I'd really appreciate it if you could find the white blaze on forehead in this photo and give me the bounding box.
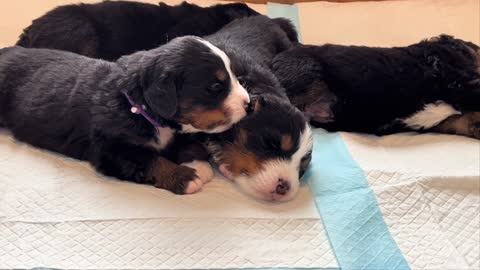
[401,101,460,130]
[196,38,250,104]
[180,39,249,134]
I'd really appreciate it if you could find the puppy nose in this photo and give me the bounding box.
[275,179,290,195]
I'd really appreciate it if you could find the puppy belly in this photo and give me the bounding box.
[401,101,461,130]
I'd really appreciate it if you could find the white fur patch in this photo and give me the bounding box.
[186,39,249,133]
[401,101,460,130]
[233,124,313,202]
[146,127,175,151]
[181,160,215,194]
[182,160,214,184]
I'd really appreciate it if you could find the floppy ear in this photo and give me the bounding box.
[143,74,178,119]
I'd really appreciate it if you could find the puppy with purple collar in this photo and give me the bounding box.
[0,36,249,194]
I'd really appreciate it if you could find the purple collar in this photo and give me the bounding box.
[123,92,163,127]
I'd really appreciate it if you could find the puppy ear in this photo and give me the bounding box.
[143,74,178,119]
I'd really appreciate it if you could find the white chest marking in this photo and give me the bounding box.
[147,127,175,151]
[401,101,461,130]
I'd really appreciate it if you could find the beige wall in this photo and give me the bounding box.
[298,0,480,46]
[0,0,478,48]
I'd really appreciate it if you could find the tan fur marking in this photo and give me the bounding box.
[182,106,230,130]
[218,142,264,177]
[216,70,227,81]
[281,135,293,152]
[432,112,480,139]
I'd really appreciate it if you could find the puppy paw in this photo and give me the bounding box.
[152,164,199,194]
[184,177,204,194]
[182,160,214,184]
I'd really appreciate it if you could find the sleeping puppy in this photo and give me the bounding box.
[204,16,313,202]
[273,35,480,139]
[0,36,249,194]
[16,1,259,61]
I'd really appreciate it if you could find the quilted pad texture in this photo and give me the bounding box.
[343,132,480,269]
[0,130,338,269]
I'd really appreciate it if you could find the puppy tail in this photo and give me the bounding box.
[273,18,299,43]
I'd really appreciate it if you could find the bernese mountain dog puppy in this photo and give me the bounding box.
[273,35,480,139]
[16,1,259,61]
[0,36,249,194]
[204,16,313,202]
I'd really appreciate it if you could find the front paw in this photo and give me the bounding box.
[153,165,201,195]
[182,161,214,184]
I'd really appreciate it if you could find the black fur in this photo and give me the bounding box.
[273,35,480,137]
[16,0,259,60]
[206,16,297,98]
[202,16,312,201]
[0,36,241,193]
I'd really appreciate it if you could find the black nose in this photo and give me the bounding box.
[275,179,290,195]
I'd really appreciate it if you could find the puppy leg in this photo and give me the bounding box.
[173,138,214,185]
[148,156,205,194]
[431,112,480,139]
[90,140,202,194]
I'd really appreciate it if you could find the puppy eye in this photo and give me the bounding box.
[238,77,248,87]
[208,82,224,93]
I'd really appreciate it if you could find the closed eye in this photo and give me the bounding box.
[208,81,225,94]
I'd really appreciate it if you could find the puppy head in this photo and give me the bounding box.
[207,95,313,202]
[273,48,337,124]
[123,36,249,133]
[424,35,480,75]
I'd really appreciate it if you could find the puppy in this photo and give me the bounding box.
[204,16,313,202]
[0,36,249,194]
[273,35,480,139]
[16,1,259,60]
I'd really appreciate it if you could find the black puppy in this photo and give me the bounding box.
[203,16,313,202]
[0,36,249,194]
[16,1,259,60]
[273,35,480,139]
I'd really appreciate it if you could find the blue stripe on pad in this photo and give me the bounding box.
[267,2,303,42]
[305,130,410,270]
